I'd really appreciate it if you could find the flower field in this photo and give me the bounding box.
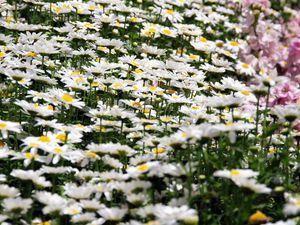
[0,0,300,224]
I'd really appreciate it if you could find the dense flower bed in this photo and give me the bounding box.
[0,0,300,224]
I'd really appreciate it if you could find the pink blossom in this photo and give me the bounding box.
[272,82,300,105]
[286,39,300,77]
[288,40,300,64]
[243,0,270,9]
[285,18,300,40]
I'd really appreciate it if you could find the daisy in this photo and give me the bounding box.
[0,184,20,198]
[283,194,300,216]
[271,104,300,122]
[236,61,256,76]
[98,207,128,221]
[161,8,183,23]
[160,27,178,38]
[15,100,57,117]
[2,197,33,214]
[50,89,85,109]
[10,169,52,188]
[0,120,21,138]
[200,63,226,73]
[225,40,242,52]
[44,144,70,165]
[34,191,68,214]
[12,148,45,167]
[213,169,259,180]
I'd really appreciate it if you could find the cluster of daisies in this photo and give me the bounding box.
[0,0,300,224]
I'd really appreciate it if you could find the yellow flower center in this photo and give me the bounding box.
[225,122,234,127]
[132,101,142,108]
[230,41,239,46]
[19,79,27,84]
[230,170,240,176]
[135,69,143,74]
[199,37,207,42]
[133,85,139,91]
[25,52,37,57]
[0,123,7,129]
[76,124,85,128]
[25,152,33,159]
[47,105,54,111]
[71,71,80,76]
[163,29,172,35]
[56,133,67,142]
[54,148,62,154]
[97,46,108,52]
[216,42,223,48]
[113,83,124,89]
[25,152,39,160]
[242,63,250,69]
[166,9,174,15]
[241,90,250,96]
[249,211,268,223]
[148,27,157,33]
[153,148,166,154]
[161,116,172,122]
[137,163,150,172]
[39,136,51,143]
[62,94,73,103]
[189,54,198,59]
[71,209,79,214]
[260,68,265,75]
[142,108,151,113]
[84,22,93,28]
[96,126,106,132]
[149,86,157,91]
[86,151,97,158]
[0,52,6,57]
[145,124,153,129]
[131,17,138,22]
[143,31,152,37]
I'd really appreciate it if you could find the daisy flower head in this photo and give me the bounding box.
[0,120,22,138]
[236,61,256,76]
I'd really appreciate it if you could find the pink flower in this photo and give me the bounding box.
[285,19,300,40]
[286,40,300,77]
[243,0,270,9]
[272,82,300,105]
[288,40,300,64]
